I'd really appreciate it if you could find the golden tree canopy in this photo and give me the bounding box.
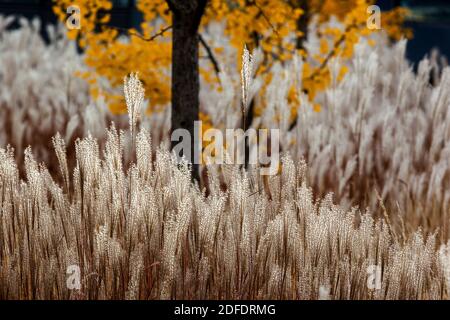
[53,0,409,114]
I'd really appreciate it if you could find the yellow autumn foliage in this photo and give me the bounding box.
[52,0,410,115]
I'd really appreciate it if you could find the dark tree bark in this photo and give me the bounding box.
[166,0,208,182]
[294,0,310,50]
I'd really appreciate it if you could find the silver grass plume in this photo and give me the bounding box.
[241,45,253,130]
[124,73,144,146]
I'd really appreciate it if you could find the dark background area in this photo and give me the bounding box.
[379,0,450,63]
[0,0,143,36]
[0,0,449,64]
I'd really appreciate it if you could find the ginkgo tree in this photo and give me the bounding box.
[52,0,409,179]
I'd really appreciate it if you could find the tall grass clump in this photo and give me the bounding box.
[4,17,450,238]
[0,16,171,171]
[0,74,448,300]
[200,21,450,240]
[0,17,93,164]
[289,36,450,239]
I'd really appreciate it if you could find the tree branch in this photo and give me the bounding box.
[251,0,280,38]
[106,25,173,42]
[305,24,357,81]
[198,33,221,82]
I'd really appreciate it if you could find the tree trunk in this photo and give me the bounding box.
[167,0,207,182]
[295,0,310,50]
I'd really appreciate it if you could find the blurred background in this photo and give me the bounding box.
[380,0,450,63]
[0,0,449,63]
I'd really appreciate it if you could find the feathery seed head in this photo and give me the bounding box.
[124,73,145,139]
[241,45,254,114]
